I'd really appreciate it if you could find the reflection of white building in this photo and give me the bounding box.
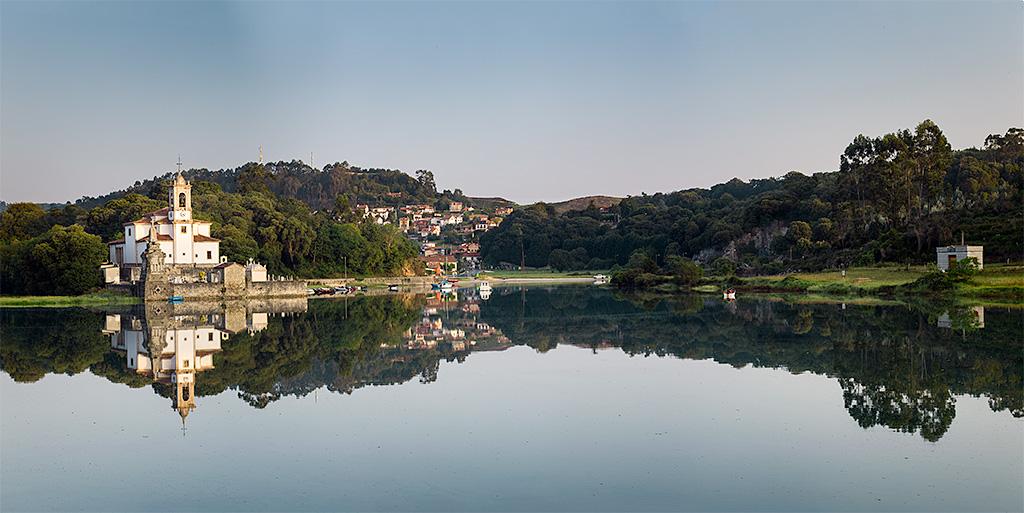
[937,306,985,329]
[107,315,228,423]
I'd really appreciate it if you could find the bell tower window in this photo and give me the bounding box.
[178,193,186,208]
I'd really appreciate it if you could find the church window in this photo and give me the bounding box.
[207,250,212,259]
[178,192,186,208]
[183,359,190,368]
[128,228,132,236]
[208,332,214,341]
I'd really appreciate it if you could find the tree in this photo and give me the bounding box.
[2,225,107,295]
[712,257,736,277]
[548,249,573,271]
[0,203,48,241]
[788,221,812,242]
[665,255,702,286]
[415,170,436,193]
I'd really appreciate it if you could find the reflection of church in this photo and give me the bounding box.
[103,299,307,427]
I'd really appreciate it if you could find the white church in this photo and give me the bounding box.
[107,173,220,266]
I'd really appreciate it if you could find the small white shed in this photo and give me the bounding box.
[935,245,983,271]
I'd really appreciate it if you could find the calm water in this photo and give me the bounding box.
[1,287,1021,512]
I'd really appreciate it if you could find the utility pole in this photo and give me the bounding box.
[258,145,264,165]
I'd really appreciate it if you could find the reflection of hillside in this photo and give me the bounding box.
[1,288,1020,442]
[477,289,1023,441]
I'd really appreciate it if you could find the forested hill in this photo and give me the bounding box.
[481,122,1022,272]
[71,160,514,212]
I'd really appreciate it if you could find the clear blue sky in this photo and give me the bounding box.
[2,1,1021,204]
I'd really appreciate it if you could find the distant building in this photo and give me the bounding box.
[449,201,463,213]
[423,254,458,275]
[495,206,514,216]
[936,245,983,271]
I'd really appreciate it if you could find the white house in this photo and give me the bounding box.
[936,245,984,271]
[108,174,220,266]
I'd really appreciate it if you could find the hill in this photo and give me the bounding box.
[480,122,1022,273]
[68,161,462,212]
[546,195,622,214]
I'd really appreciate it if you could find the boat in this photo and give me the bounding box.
[431,280,453,291]
[388,284,400,292]
[314,287,334,295]
[168,295,184,303]
[477,281,492,291]
[723,289,736,301]
[334,285,351,294]
[593,274,608,281]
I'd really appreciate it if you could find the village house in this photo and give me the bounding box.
[495,206,514,216]
[449,201,463,213]
[423,254,458,275]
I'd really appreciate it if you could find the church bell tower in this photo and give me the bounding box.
[169,173,192,222]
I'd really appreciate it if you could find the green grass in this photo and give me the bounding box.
[719,263,1023,302]
[750,265,930,290]
[482,269,607,279]
[0,291,140,307]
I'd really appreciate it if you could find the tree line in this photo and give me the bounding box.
[481,122,1022,274]
[0,163,422,295]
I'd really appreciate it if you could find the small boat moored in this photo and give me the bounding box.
[477,281,492,292]
[388,284,400,292]
[723,289,736,301]
[168,295,184,303]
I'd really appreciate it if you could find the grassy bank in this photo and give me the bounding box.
[0,291,140,307]
[481,269,607,279]
[715,264,1024,302]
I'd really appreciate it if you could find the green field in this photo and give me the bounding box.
[481,269,606,279]
[0,291,140,307]
[747,265,929,290]
[728,263,1023,301]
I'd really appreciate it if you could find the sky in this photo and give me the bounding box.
[1,1,1021,204]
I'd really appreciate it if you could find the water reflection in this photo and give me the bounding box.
[1,288,1020,442]
[100,299,307,428]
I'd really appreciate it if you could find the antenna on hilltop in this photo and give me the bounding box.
[310,152,314,169]
[258,145,264,165]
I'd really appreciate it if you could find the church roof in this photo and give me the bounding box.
[136,234,173,242]
[193,234,220,242]
[124,207,170,226]
[107,238,125,245]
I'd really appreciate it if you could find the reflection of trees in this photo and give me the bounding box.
[3,289,1020,443]
[841,380,955,442]
[0,308,109,382]
[478,290,1022,441]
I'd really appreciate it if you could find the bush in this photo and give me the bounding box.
[666,255,703,286]
[948,257,980,280]
[712,257,736,277]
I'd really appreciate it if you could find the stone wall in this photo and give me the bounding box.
[135,240,307,302]
[163,279,307,301]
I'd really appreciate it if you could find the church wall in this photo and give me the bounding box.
[193,241,219,264]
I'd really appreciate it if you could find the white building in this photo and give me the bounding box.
[108,174,220,266]
[936,245,983,271]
